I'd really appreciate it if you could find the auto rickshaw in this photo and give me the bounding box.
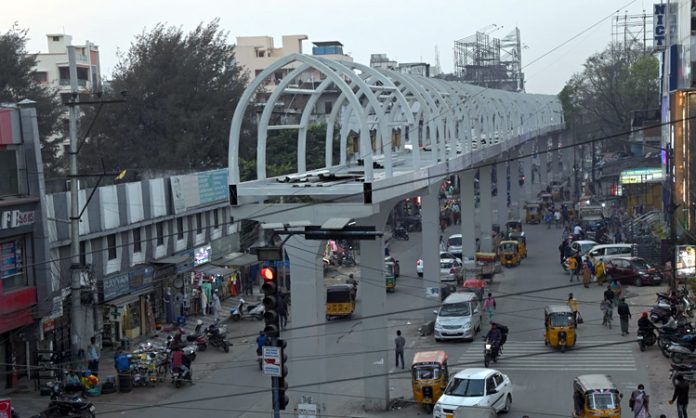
[411,351,449,412]
[475,252,497,280]
[497,241,521,267]
[385,261,396,293]
[326,284,356,320]
[572,374,622,418]
[505,220,523,237]
[544,304,576,352]
[525,203,541,224]
[462,278,487,301]
[540,192,553,207]
[508,232,527,259]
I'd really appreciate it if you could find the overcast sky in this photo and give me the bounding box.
[4,0,651,95]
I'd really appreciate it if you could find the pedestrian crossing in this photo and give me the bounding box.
[453,340,637,372]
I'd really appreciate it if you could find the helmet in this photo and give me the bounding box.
[642,312,648,318]
[197,319,203,326]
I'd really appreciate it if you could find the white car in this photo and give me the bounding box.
[417,252,462,277]
[433,368,512,417]
[447,234,463,257]
[569,240,597,257]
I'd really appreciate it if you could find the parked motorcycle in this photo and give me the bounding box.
[230,298,265,321]
[668,334,696,363]
[339,252,356,267]
[35,382,96,417]
[393,226,409,241]
[650,302,675,325]
[205,322,231,353]
[670,362,696,386]
[637,328,657,351]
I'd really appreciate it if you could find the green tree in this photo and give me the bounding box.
[560,42,659,146]
[0,24,63,172]
[79,20,248,174]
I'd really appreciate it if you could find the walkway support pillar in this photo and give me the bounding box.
[522,144,534,205]
[479,165,493,252]
[459,171,477,260]
[509,159,521,220]
[496,160,508,227]
[284,236,327,414]
[422,185,441,286]
[551,135,561,184]
[539,137,549,192]
[359,212,389,411]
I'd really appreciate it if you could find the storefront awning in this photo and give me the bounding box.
[152,254,191,264]
[104,287,153,307]
[195,263,235,277]
[211,252,258,267]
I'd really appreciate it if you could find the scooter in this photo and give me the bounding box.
[36,381,96,417]
[668,334,696,363]
[230,298,265,321]
[185,320,208,351]
[637,328,657,351]
[205,322,231,353]
[650,302,674,325]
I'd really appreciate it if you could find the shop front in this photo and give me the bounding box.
[211,252,259,297]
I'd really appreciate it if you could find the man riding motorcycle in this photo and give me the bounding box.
[485,323,505,359]
[171,349,191,381]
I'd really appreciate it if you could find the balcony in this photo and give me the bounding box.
[59,79,88,87]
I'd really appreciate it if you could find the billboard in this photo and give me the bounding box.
[675,244,696,279]
[170,169,228,214]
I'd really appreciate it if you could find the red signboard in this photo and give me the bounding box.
[0,109,13,145]
[0,399,11,418]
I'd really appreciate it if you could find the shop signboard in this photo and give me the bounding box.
[297,403,317,418]
[129,265,154,291]
[102,273,130,302]
[619,168,664,184]
[0,210,34,230]
[170,169,228,214]
[0,399,12,418]
[193,244,211,266]
[675,245,696,279]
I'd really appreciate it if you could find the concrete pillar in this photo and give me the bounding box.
[551,136,561,183]
[459,171,477,260]
[478,165,493,252]
[509,159,521,220]
[522,144,534,203]
[359,217,389,410]
[496,161,508,227]
[539,137,549,191]
[285,236,326,413]
[422,185,441,282]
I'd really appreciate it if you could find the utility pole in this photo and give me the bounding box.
[67,45,85,364]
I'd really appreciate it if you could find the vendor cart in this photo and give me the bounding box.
[474,252,497,280]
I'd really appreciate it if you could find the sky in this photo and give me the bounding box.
[4,0,653,95]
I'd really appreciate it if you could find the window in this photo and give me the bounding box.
[79,241,87,266]
[107,234,117,260]
[1,237,27,290]
[32,71,48,84]
[156,222,164,246]
[213,209,219,229]
[196,213,203,234]
[177,218,184,240]
[444,378,484,397]
[133,228,142,253]
[0,150,19,197]
[485,377,496,394]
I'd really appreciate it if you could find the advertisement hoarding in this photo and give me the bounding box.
[675,245,696,279]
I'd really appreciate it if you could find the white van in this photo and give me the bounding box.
[587,244,636,262]
[434,292,482,342]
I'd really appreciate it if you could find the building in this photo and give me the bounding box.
[235,35,308,87]
[370,53,397,70]
[0,103,53,390]
[29,34,101,157]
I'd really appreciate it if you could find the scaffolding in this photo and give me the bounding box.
[612,10,653,52]
[453,27,524,92]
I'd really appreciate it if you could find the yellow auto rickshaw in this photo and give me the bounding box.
[497,241,520,267]
[411,351,449,412]
[505,220,523,237]
[509,232,527,259]
[326,284,355,320]
[540,193,553,207]
[572,374,622,418]
[525,203,541,224]
[385,261,396,293]
[544,304,576,352]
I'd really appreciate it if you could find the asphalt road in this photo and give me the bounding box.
[91,221,651,418]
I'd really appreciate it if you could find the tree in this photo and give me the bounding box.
[0,24,63,172]
[560,42,659,147]
[79,20,248,174]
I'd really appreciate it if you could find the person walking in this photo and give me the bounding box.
[617,298,632,336]
[567,293,580,325]
[582,262,592,288]
[86,336,100,376]
[483,293,497,322]
[559,240,569,266]
[669,374,690,418]
[394,330,406,369]
[601,298,613,328]
[567,254,579,282]
[211,290,222,322]
[609,279,622,306]
[629,384,650,418]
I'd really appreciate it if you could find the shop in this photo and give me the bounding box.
[212,252,259,296]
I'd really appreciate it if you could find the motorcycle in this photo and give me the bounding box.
[483,339,499,368]
[393,226,409,241]
[637,328,657,351]
[36,382,96,417]
[668,334,696,363]
[166,337,198,362]
[230,298,265,321]
[171,352,194,389]
[669,362,696,386]
[339,252,356,267]
[205,322,231,353]
[650,302,675,325]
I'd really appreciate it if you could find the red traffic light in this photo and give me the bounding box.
[261,267,276,282]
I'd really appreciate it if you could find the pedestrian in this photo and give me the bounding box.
[452,202,461,225]
[568,293,580,325]
[86,336,100,376]
[483,293,497,322]
[567,254,579,282]
[211,290,222,322]
[595,259,606,286]
[582,262,592,288]
[629,384,650,418]
[394,330,406,369]
[600,298,613,328]
[559,240,569,265]
[664,261,675,290]
[669,374,690,418]
[278,294,288,330]
[554,209,561,228]
[609,279,622,306]
[617,298,632,336]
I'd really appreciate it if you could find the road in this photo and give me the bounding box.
[91,221,651,418]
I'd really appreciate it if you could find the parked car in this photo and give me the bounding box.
[440,258,464,284]
[586,243,636,263]
[604,257,662,286]
[569,240,597,257]
[433,368,512,417]
[417,252,462,277]
[447,234,463,257]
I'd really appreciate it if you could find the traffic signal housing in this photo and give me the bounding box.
[277,338,289,410]
[261,266,280,337]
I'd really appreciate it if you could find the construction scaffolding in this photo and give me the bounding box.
[453,27,524,92]
[612,10,653,52]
